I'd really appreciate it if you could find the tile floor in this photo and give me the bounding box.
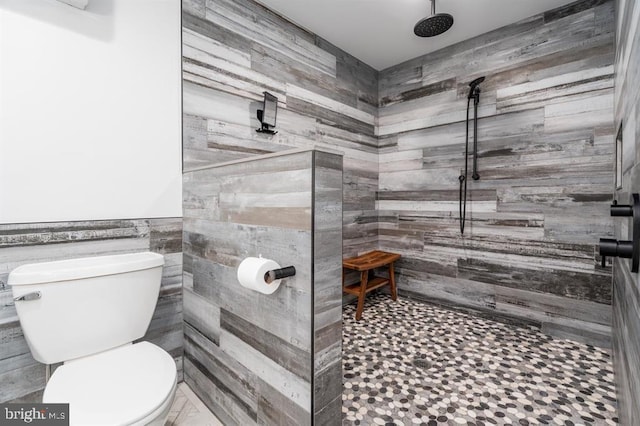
[342,293,618,426]
[168,294,618,426]
[167,382,223,426]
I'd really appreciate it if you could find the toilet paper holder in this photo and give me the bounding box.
[265,266,296,284]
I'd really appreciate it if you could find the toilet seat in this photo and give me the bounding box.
[43,341,177,426]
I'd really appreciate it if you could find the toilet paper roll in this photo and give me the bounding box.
[237,257,282,295]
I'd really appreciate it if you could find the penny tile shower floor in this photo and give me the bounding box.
[342,294,618,426]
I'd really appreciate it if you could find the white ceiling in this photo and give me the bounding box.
[256,0,579,70]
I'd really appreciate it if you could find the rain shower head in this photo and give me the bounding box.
[414,0,454,37]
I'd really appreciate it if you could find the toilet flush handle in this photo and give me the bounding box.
[13,291,41,302]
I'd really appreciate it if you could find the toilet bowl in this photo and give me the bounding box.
[9,252,177,425]
[44,342,177,426]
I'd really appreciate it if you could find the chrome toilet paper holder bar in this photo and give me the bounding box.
[265,266,296,283]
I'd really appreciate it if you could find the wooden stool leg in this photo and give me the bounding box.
[355,271,368,321]
[389,262,398,301]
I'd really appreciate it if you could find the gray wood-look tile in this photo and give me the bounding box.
[183,150,343,425]
[183,0,378,260]
[612,0,640,423]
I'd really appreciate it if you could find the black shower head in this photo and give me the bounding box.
[468,76,485,89]
[467,76,486,99]
[414,0,454,37]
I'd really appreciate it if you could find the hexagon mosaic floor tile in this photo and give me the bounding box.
[342,294,618,426]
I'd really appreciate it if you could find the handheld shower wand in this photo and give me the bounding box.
[459,76,485,235]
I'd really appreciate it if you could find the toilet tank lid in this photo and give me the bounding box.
[8,252,164,286]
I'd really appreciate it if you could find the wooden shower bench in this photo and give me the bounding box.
[342,250,401,321]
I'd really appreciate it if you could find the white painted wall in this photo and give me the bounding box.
[0,0,182,223]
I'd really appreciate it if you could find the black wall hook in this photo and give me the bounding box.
[599,193,640,272]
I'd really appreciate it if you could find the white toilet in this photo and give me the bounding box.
[9,252,177,426]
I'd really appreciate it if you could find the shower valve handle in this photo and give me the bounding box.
[610,203,633,217]
[599,193,640,272]
[599,239,633,267]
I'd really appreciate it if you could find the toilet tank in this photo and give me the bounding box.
[9,252,164,364]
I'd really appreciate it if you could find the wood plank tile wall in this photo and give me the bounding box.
[376,0,616,346]
[182,150,342,425]
[182,0,380,260]
[612,0,640,423]
[313,152,344,424]
[0,219,183,403]
[183,0,617,345]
